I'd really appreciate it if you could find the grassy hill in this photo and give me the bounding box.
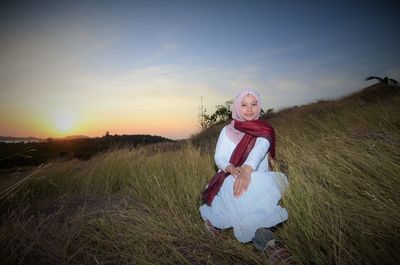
[1,83,399,265]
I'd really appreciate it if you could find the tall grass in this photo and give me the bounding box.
[1,85,399,264]
[271,91,400,265]
[0,145,266,265]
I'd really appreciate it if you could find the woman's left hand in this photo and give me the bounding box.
[233,165,253,198]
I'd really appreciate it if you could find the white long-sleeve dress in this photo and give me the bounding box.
[199,126,289,243]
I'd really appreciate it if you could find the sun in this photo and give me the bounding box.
[53,110,76,134]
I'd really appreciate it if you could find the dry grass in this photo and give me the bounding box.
[269,86,400,265]
[1,84,399,264]
[0,145,267,265]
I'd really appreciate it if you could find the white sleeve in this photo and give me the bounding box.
[243,137,270,170]
[214,127,231,171]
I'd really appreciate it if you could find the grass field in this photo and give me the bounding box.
[1,84,399,264]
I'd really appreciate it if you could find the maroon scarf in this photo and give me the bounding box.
[201,119,275,206]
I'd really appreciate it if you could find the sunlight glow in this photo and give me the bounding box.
[53,110,76,134]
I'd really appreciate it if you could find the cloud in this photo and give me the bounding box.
[90,34,124,51]
[388,67,400,79]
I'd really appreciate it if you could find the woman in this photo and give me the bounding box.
[199,88,288,250]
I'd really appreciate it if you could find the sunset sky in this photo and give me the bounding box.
[1,0,399,140]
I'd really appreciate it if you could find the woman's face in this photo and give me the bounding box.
[239,94,259,121]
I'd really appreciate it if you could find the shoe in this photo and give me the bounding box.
[252,228,275,252]
[253,228,297,264]
[204,220,220,236]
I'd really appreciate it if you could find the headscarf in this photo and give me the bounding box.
[226,88,262,144]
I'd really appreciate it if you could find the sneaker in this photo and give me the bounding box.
[252,228,275,252]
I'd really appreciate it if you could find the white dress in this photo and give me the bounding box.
[199,126,289,243]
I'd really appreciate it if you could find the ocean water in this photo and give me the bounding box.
[0,140,43,143]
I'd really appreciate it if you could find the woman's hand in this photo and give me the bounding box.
[225,164,241,178]
[233,165,253,198]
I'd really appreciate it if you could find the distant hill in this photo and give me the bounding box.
[49,135,90,141]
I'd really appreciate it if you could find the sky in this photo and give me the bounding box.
[1,0,399,140]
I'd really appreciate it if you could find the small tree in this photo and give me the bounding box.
[260,108,274,119]
[365,76,399,87]
[198,97,211,130]
[209,99,233,124]
[198,99,233,130]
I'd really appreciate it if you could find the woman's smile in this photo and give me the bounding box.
[240,94,259,121]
